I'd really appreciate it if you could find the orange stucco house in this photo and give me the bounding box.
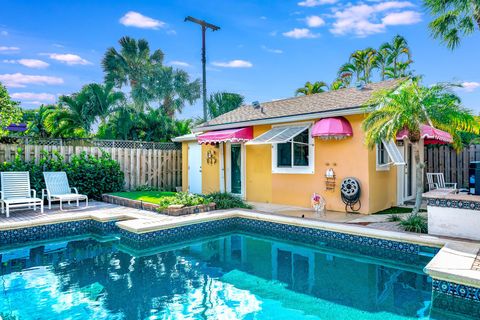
[174,79,425,214]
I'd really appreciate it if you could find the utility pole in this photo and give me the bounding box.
[184,16,220,122]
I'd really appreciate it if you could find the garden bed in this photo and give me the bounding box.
[102,193,216,216]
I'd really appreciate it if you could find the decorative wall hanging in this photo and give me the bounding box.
[206,150,217,165]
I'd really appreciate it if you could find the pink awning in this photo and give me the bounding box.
[198,127,253,144]
[396,124,453,144]
[311,117,353,140]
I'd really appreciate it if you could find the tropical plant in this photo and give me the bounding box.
[24,104,57,138]
[0,82,22,137]
[102,36,164,110]
[207,92,245,118]
[400,213,428,233]
[424,0,480,49]
[84,82,125,124]
[173,119,193,136]
[148,65,201,118]
[206,192,252,210]
[97,104,137,140]
[379,35,412,79]
[295,81,329,96]
[362,78,479,214]
[338,48,378,85]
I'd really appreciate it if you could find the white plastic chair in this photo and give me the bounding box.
[426,173,457,191]
[42,172,88,210]
[0,171,43,217]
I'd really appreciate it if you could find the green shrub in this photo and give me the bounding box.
[387,214,402,222]
[157,192,209,209]
[0,149,124,200]
[206,192,252,210]
[400,214,428,233]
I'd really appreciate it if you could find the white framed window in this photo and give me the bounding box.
[376,142,390,171]
[272,126,314,174]
[376,139,405,171]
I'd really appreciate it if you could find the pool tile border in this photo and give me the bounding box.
[433,279,480,301]
[426,198,480,211]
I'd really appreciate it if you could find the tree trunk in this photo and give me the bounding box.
[412,142,424,215]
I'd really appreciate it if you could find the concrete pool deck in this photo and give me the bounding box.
[0,200,480,294]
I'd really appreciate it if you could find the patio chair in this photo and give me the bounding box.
[42,172,88,210]
[426,173,457,191]
[0,171,43,217]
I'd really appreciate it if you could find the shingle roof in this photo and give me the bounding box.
[195,79,402,130]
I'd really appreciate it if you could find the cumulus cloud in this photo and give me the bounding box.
[461,82,480,92]
[283,28,319,39]
[11,92,56,102]
[0,73,63,88]
[48,53,91,65]
[169,60,190,67]
[306,15,326,28]
[0,46,20,53]
[298,0,337,7]
[382,11,422,25]
[211,60,253,68]
[261,45,283,54]
[119,11,165,29]
[3,59,49,69]
[330,1,420,37]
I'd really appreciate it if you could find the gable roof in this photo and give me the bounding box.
[193,79,403,132]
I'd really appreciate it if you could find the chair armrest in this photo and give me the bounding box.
[31,189,37,198]
[71,187,79,194]
[428,183,439,191]
[445,183,457,189]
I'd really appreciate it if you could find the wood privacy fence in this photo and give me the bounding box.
[0,138,182,191]
[424,144,480,189]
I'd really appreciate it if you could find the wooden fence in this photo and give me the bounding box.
[0,139,182,191]
[424,144,480,189]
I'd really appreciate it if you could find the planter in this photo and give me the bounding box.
[102,194,216,216]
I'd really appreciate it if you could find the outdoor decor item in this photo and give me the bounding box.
[340,177,361,212]
[311,193,326,214]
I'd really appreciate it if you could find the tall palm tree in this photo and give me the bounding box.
[207,92,244,118]
[147,65,201,118]
[362,78,479,214]
[295,81,329,96]
[99,105,137,140]
[330,79,348,91]
[102,36,164,110]
[45,92,93,138]
[424,0,480,49]
[338,48,378,85]
[379,35,412,79]
[375,47,390,81]
[25,104,57,138]
[136,108,174,141]
[84,82,125,125]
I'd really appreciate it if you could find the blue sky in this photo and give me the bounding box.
[1,0,479,120]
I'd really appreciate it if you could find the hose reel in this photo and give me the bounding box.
[340,177,361,213]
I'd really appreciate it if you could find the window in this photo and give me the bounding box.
[377,142,389,166]
[273,127,314,174]
[376,140,406,171]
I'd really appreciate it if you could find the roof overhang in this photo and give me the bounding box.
[192,107,365,133]
[171,133,201,142]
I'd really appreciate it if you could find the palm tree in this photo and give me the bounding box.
[207,92,244,118]
[362,78,479,214]
[98,105,137,140]
[375,47,390,81]
[147,65,201,118]
[136,108,174,141]
[338,48,378,85]
[102,36,164,110]
[173,119,193,136]
[424,0,480,49]
[45,92,93,138]
[379,35,412,79]
[25,104,57,138]
[84,83,125,125]
[295,81,329,96]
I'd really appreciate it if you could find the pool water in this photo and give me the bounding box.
[0,232,472,319]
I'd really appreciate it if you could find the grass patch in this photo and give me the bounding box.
[110,191,176,205]
[374,206,426,215]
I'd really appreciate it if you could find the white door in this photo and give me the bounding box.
[397,141,417,204]
[188,142,202,194]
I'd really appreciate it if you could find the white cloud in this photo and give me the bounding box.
[330,1,419,37]
[211,60,253,68]
[169,60,190,67]
[1,31,8,36]
[382,11,422,25]
[119,11,165,29]
[461,82,480,93]
[298,0,337,7]
[283,28,319,39]
[0,46,19,52]
[0,73,63,88]
[306,15,326,28]
[11,92,56,102]
[3,59,49,69]
[261,45,283,54]
[48,53,91,65]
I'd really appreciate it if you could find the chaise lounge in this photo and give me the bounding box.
[42,172,88,210]
[0,171,43,217]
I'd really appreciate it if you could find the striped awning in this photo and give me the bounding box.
[197,127,253,144]
[396,124,452,144]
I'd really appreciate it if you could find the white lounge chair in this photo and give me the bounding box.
[426,173,457,192]
[0,171,43,217]
[42,172,88,210]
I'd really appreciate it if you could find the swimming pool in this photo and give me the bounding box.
[0,223,472,320]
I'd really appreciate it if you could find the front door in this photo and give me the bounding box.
[188,142,202,194]
[397,141,416,204]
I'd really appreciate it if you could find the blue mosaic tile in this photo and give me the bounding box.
[432,279,480,302]
[427,197,480,211]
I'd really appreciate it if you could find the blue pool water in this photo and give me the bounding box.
[0,232,475,319]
